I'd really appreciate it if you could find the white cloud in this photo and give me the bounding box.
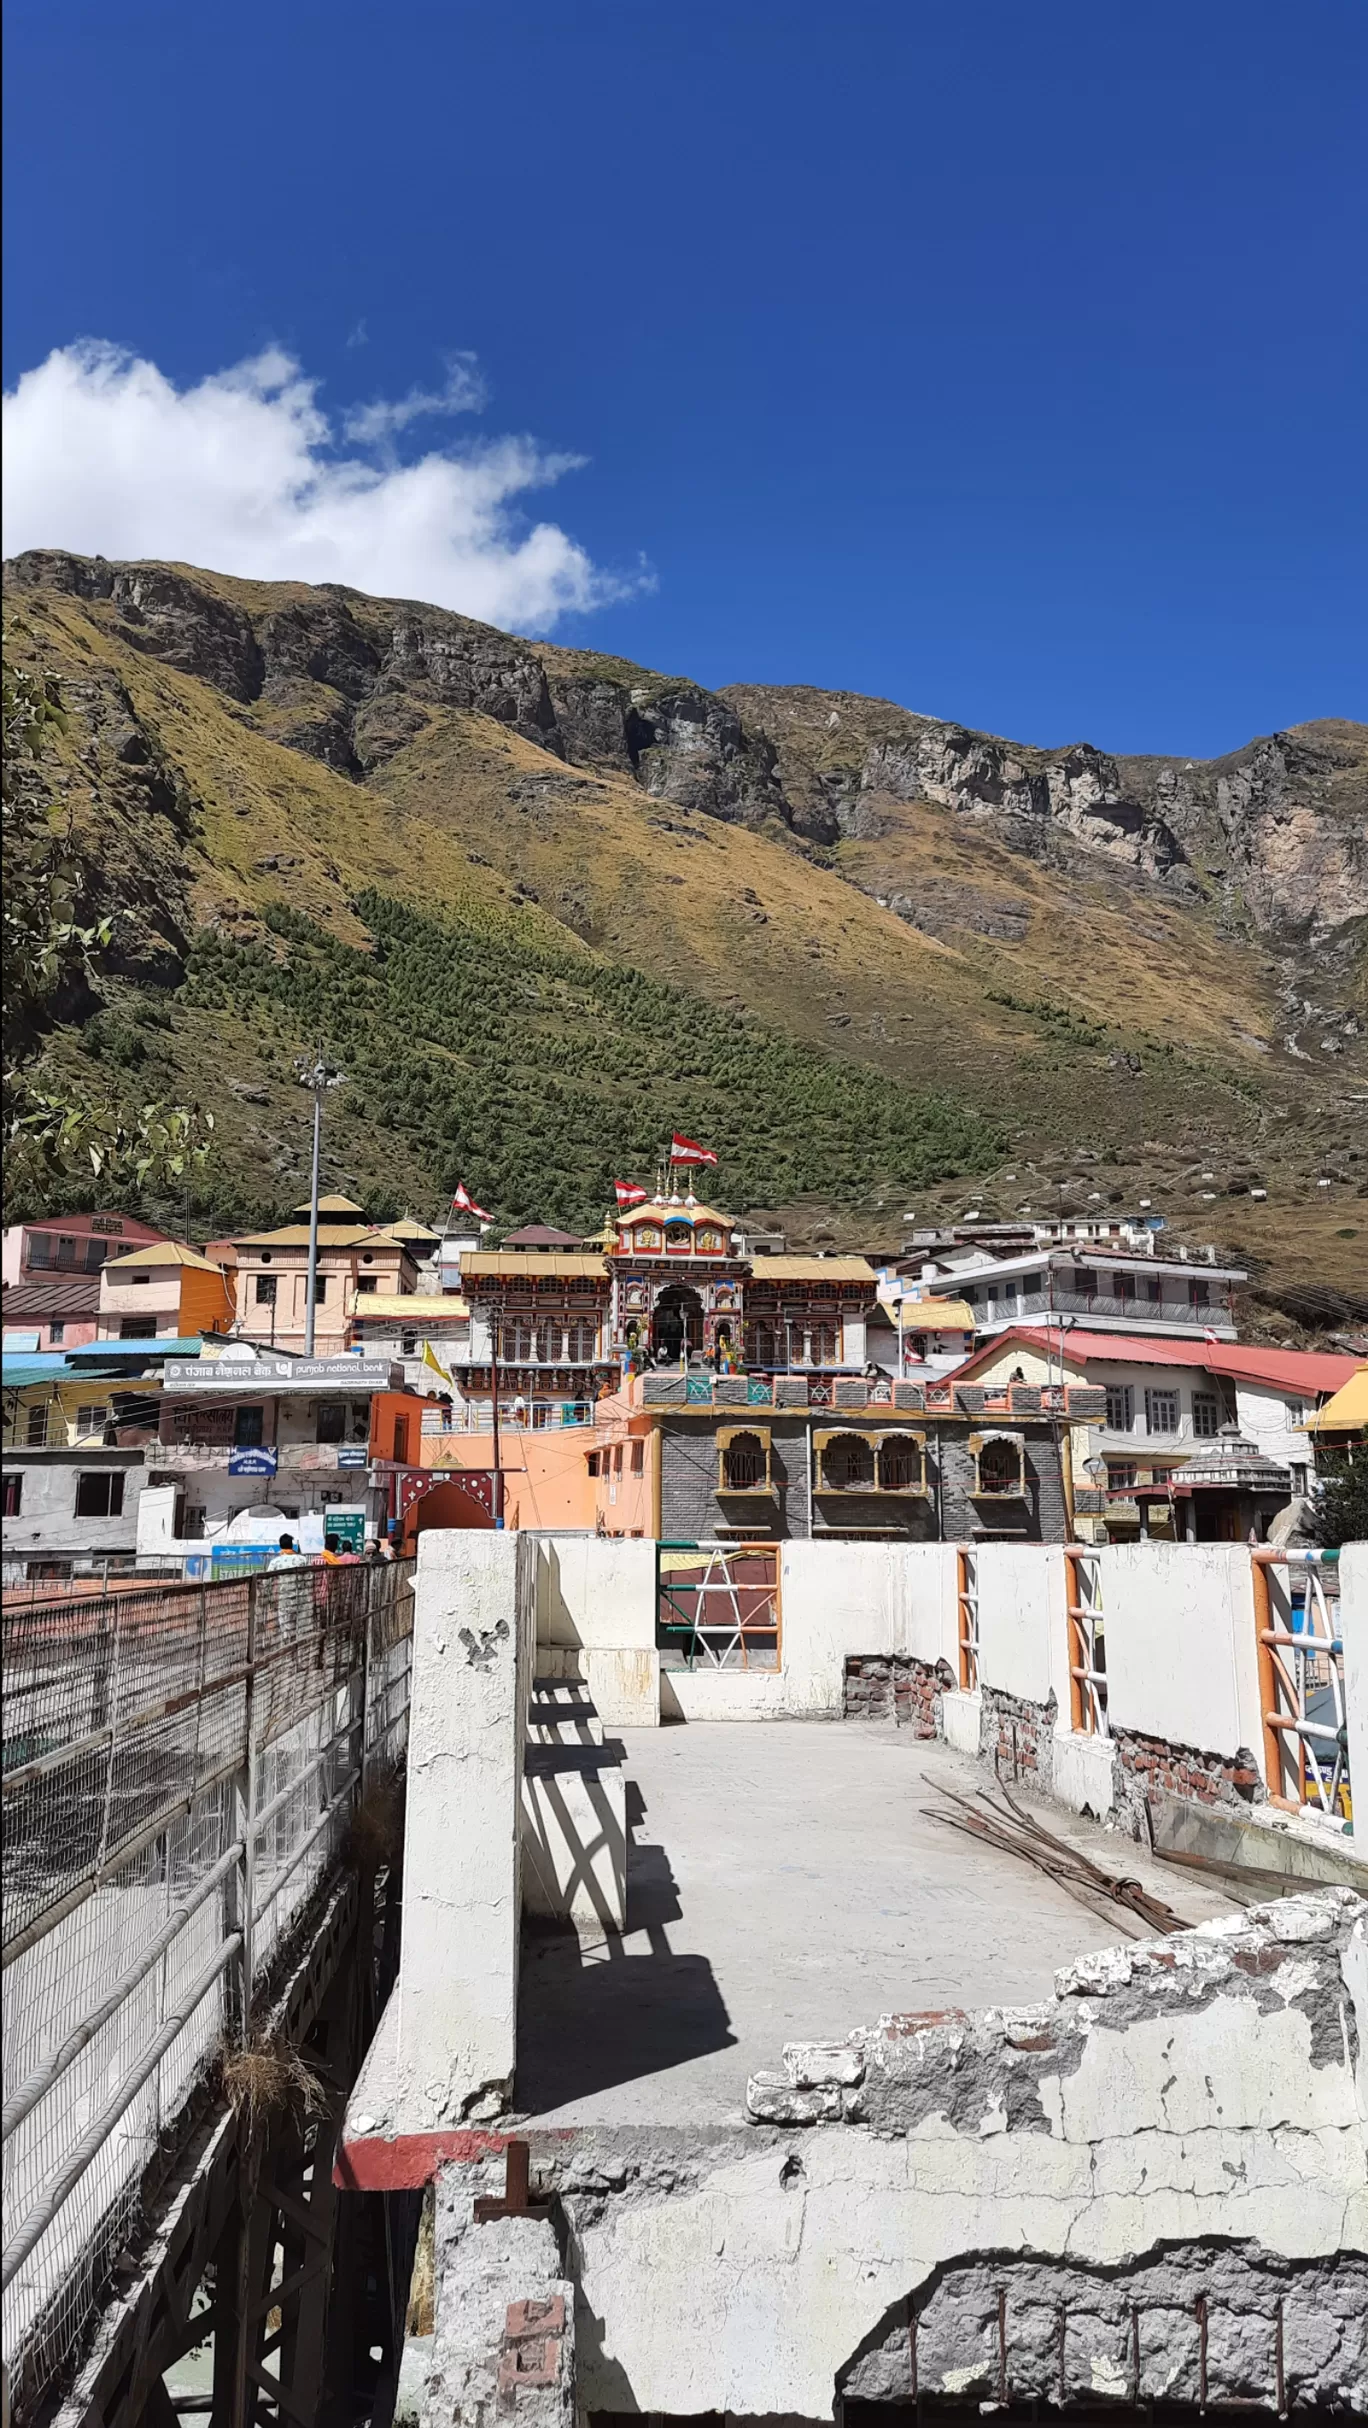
[2,339,646,630]
[342,351,486,440]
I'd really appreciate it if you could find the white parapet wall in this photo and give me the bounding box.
[393,1530,531,2126]
[533,1536,659,1727]
[1344,1542,1368,1813]
[1099,1542,1265,1772]
[507,1535,1360,1856]
[975,1542,1070,1711]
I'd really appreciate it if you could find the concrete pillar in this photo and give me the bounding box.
[395,1531,528,2125]
[427,2173,574,2425]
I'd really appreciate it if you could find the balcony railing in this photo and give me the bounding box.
[422,1400,596,1435]
[962,1287,1234,1331]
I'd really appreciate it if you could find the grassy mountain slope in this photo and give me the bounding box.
[4,554,1365,1323]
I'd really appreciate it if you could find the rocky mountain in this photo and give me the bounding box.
[4,550,1365,1319]
[724,683,1368,942]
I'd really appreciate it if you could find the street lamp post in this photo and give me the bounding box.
[294,1051,344,1357]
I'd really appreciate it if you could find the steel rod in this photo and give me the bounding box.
[251,1768,358,1928]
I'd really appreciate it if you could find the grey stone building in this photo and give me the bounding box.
[643,1371,1098,1542]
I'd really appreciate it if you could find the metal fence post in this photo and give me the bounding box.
[239,1578,258,2040]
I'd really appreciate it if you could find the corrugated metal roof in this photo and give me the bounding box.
[956,1325,1360,1395]
[1,1278,102,1315]
[461,1253,609,1280]
[1304,1364,1368,1431]
[1,1358,68,1388]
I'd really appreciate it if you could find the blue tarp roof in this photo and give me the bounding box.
[2,1339,210,1390]
[1,1358,70,1388]
[64,1337,208,1360]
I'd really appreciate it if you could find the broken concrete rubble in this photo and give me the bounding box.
[419,1892,1366,2419]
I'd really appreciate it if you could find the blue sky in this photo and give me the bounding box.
[4,0,1364,756]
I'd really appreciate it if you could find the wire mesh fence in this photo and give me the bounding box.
[1,1559,413,2409]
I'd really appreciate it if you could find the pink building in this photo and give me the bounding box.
[2,1212,175,1352]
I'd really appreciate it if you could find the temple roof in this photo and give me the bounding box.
[460,1253,610,1280]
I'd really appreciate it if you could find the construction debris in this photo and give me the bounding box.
[921,1776,1188,1937]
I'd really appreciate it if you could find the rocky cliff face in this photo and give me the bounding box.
[9,554,1364,940]
[6,552,793,835]
[725,681,1368,938]
[1121,723,1368,937]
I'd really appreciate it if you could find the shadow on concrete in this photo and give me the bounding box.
[514,1776,736,2117]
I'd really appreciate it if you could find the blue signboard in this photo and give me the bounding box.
[337,1445,368,1468]
[228,1446,279,1475]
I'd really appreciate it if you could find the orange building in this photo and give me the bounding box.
[96,1242,236,1340]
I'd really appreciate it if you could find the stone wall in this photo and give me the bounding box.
[1116,1724,1264,1818]
[842,1654,951,1735]
[980,1683,1058,1794]
[656,1414,1069,1544]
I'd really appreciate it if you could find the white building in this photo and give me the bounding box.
[954,1326,1361,1539]
[906,1231,1245,1346]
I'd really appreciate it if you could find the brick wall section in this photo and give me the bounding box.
[1115,1726,1265,1818]
[980,1684,1057,1794]
[844,1655,952,1736]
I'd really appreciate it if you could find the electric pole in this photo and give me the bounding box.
[294,1051,344,1357]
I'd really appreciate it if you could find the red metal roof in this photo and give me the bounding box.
[956,1325,1359,1397]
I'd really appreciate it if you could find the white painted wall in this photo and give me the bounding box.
[1233,1380,1315,1477]
[537,1643,660,1729]
[975,1544,1068,1709]
[1340,1542,1368,1827]
[135,1484,181,1553]
[395,1531,529,2123]
[1100,1543,1264,1768]
[534,1537,656,1650]
[776,1541,958,1714]
[521,1763,627,1934]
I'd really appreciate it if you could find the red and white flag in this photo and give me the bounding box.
[614,1180,650,1209]
[452,1182,493,1223]
[669,1131,718,1168]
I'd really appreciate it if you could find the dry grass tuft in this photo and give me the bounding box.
[222,2037,328,2128]
[346,1776,405,1873]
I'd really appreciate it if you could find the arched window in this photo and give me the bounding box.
[695,1226,724,1253]
[876,1433,924,1493]
[719,1429,770,1491]
[976,1435,1025,1496]
[816,1431,876,1492]
[665,1221,693,1255]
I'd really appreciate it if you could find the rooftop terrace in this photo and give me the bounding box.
[512,1720,1235,2130]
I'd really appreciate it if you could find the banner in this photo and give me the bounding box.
[669,1132,718,1168]
[452,1181,492,1222]
[614,1180,650,1208]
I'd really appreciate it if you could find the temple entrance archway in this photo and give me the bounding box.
[652,1284,704,1362]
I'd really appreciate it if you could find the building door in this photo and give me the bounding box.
[652,1285,703,1362]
